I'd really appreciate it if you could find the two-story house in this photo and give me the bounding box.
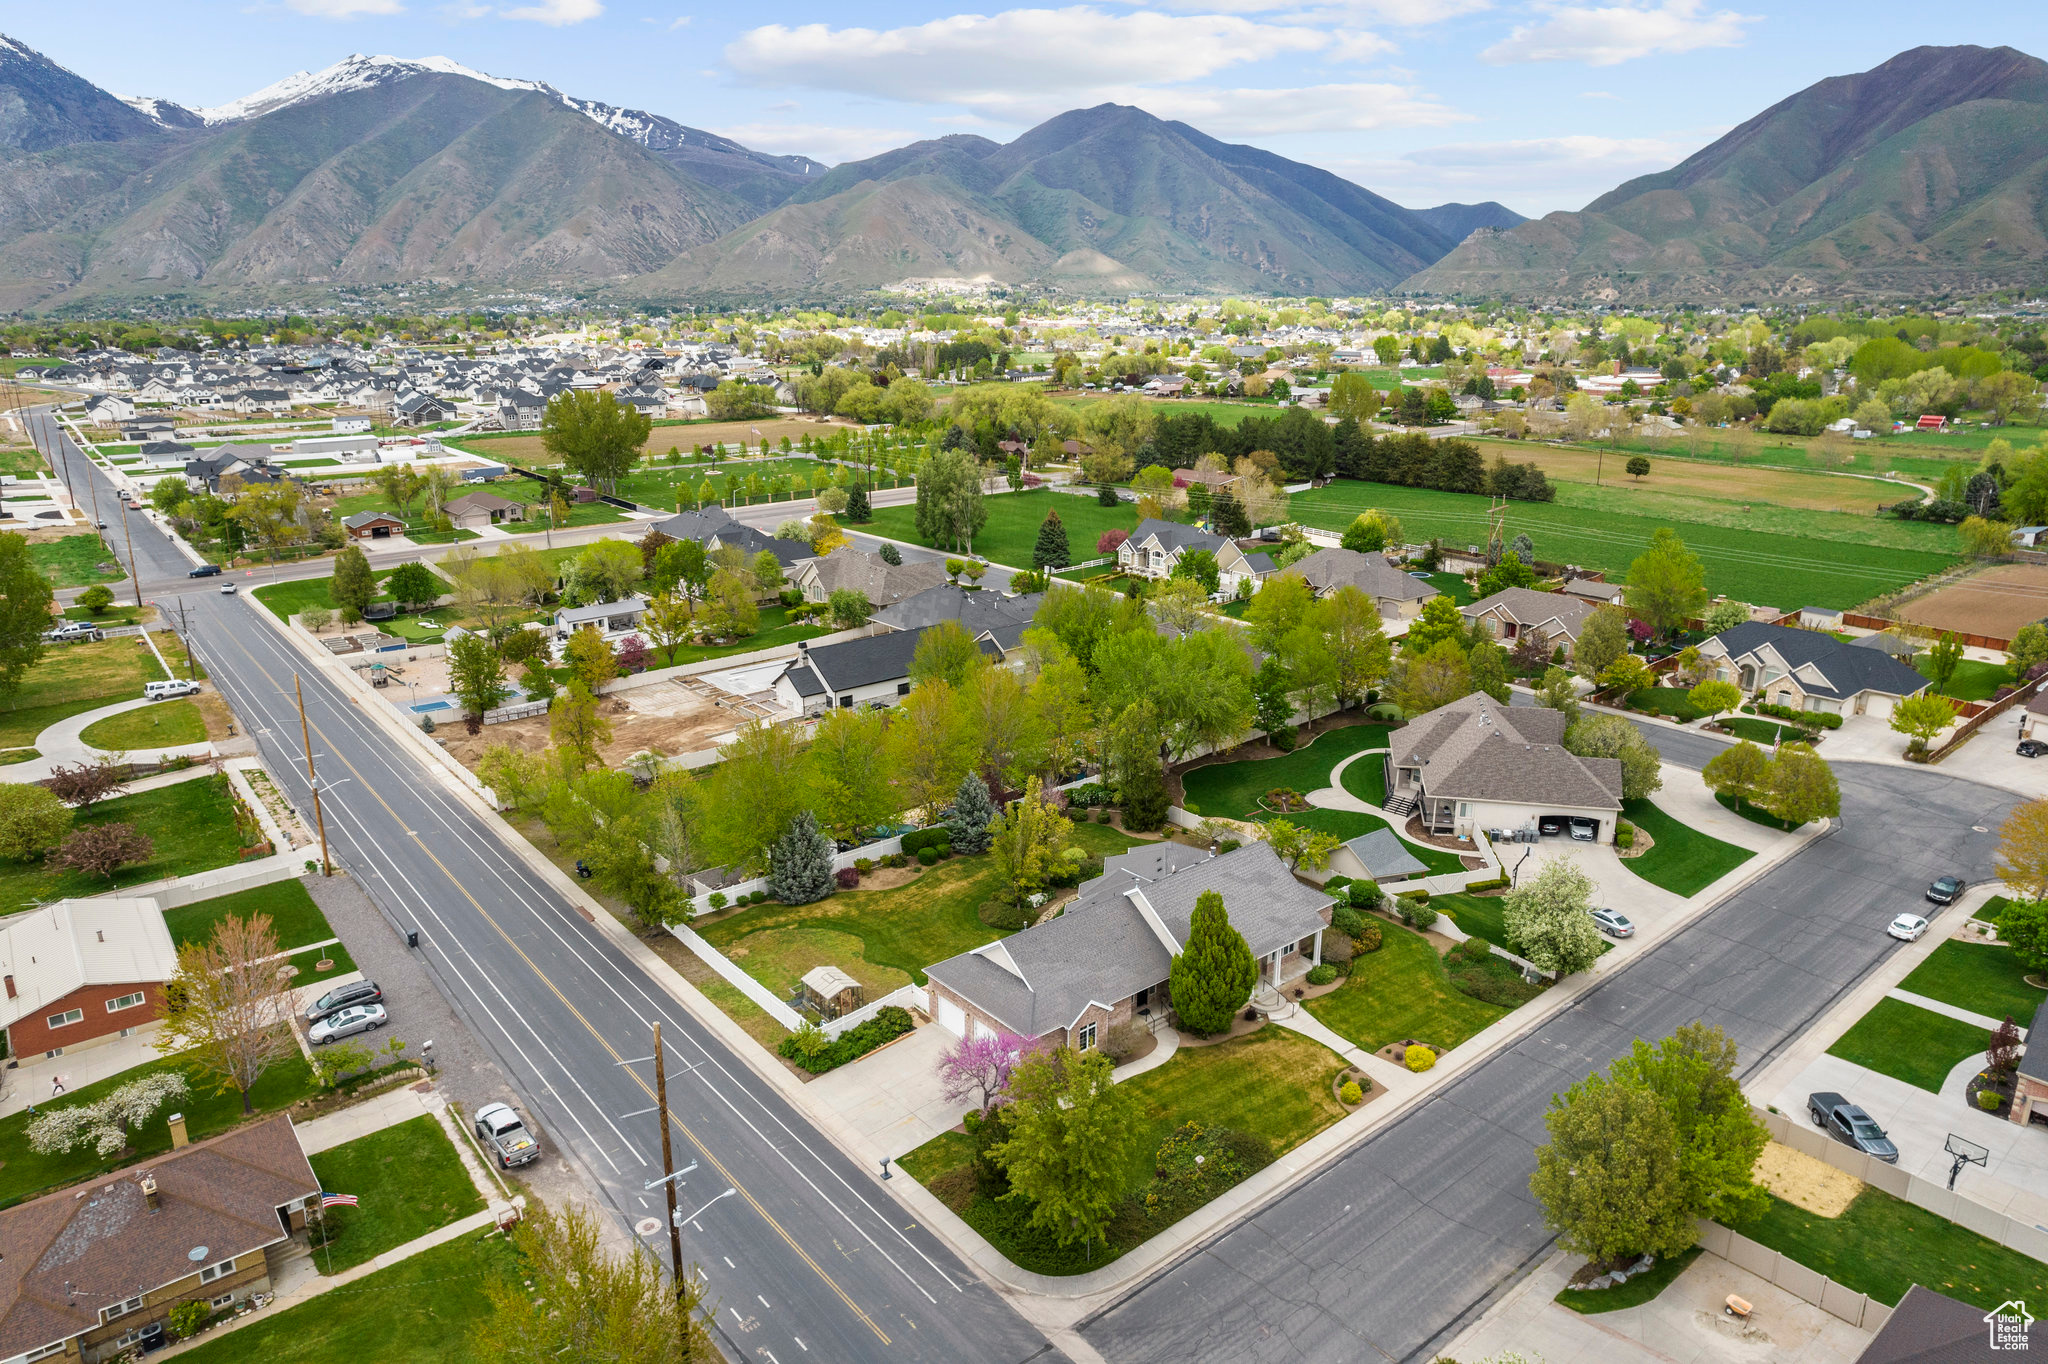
[1116,519,1275,597]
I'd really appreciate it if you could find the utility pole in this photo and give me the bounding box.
[294,673,331,876]
[118,502,142,608]
[175,599,195,679]
[653,1022,685,1294]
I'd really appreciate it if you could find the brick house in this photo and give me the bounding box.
[0,900,178,1061]
[923,842,1332,1051]
[2008,995,2048,1129]
[1460,586,1599,659]
[1696,621,1930,720]
[0,1114,321,1363]
[1116,519,1276,597]
[1384,694,1624,843]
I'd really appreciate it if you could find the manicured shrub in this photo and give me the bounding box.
[1979,1089,2003,1111]
[1306,963,1337,985]
[855,857,875,875]
[883,852,907,868]
[1460,936,1494,963]
[1330,904,1364,938]
[1348,880,1384,909]
[1096,808,1112,824]
[707,892,728,911]
[751,890,770,904]
[835,867,861,889]
[918,847,938,866]
[1339,1080,1363,1105]
[1404,1044,1436,1072]
[1616,827,1635,849]
[934,841,953,859]
[1217,838,1241,853]
[1353,922,1382,953]
[1323,874,1351,892]
[776,1006,914,1075]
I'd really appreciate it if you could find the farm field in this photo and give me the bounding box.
[448,415,860,466]
[1288,483,1956,610]
[1466,440,1920,516]
[867,489,1140,568]
[1894,563,2048,640]
[1043,395,1272,428]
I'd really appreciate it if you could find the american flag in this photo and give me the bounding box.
[320,1191,358,1209]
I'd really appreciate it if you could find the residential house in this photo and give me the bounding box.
[1854,1285,2027,1361]
[792,547,948,609]
[2007,994,2048,1128]
[0,899,177,1062]
[1283,548,1436,620]
[869,584,1042,651]
[650,506,813,571]
[391,392,453,427]
[1461,587,1599,659]
[0,1114,321,1364]
[553,596,648,639]
[84,395,135,426]
[1696,622,1929,719]
[441,491,525,530]
[1116,519,1275,596]
[2013,527,2048,551]
[342,511,407,541]
[182,444,276,495]
[923,842,1333,1049]
[1557,576,1625,607]
[1384,694,1623,843]
[773,624,1002,715]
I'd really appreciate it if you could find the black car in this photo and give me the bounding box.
[1927,874,1965,905]
[187,564,223,578]
[2021,739,2047,759]
[1537,815,1565,836]
[305,979,382,1023]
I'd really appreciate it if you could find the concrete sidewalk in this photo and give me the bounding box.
[2,697,214,782]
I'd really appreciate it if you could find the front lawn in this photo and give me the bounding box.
[0,775,252,910]
[306,1115,485,1271]
[898,1027,1346,1275]
[1305,921,1514,1052]
[1434,891,1511,950]
[1628,687,1710,723]
[1618,797,1755,897]
[1899,941,2045,1029]
[1916,654,2010,702]
[79,698,206,750]
[1427,571,1473,606]
[251,567,406,622]
[698,823,1142,995]
[1825,997,1992,1093]
[1735,1188,2048,1310]
[1717,716,1817,745]
[173,1234,516,1364]
[866,489,1140,570]
[1714,791,1801,831]
[647,604,834,667]
[0,634,169,747]
[1338,751,1386,806]
[0,1052,318,1210]
[1180,722,1392,819]
[28,533,126,587]
[1976,895,2014,926]
[165,878,335,952]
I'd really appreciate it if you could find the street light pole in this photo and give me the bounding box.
[293,673,331,876]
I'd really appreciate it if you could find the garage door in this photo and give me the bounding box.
[935,994,965,1036]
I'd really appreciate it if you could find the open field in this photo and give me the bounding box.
[0,775,250,910]
[868,488,1139,567]
[449,415,860,466]
[441,683,731,771]
[1290,483,1957,610]
[27,531,127,587]
[1467,439,1920,515]
[1895,562,2048,640]
[0,633,168,747]
[1043,395,1271,428]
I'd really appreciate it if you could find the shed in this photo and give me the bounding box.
[800,966,863,1020]
[1327,827,1430,885]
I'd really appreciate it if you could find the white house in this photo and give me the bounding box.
[1116,518,1275,597]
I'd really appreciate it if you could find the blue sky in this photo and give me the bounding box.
[14,2,2047,216]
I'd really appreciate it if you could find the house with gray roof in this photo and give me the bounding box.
[2007,993,2048,1128]
[790,547,947,610]
[1283,547,1436,620]
[1325,827,1428,885]
[1697,621,1930,720]
[553,596,648,638]
[1461,586,1600,660]
[773,623,1003,715]
[650,505,812,570]
[923,841,1333,1050]
[1384,694,1623,843]
[1116,518,1276,597]
[869,584,1044,651]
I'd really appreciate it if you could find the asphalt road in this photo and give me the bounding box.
[1077,730,2019,1364]
[23,409,1065,1364]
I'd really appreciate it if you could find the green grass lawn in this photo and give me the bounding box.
[79,698,205,750]
[898,1027,1346,1274]
[1287,482,1957,611]
[700,823,1142,996]
[1305,921,1514,1051]
[1427,571,1474,606]
[27,533,126,587]
[250,568,404,622]
[1180,723,1392,819]
[174,1233,516,1364]
[306,1115,485,1272]
[1714,791,1802,830]
[1433,891,1512,950]
[1916,654,2011,702]
[1735,1189,2048,1310]
[504,499,625,532]
[1717,716,1817,745]
[1630,687,1710,723]
[60,603,148,626]
[0,1052,318,1209]
[1825,997,1993,1092]
[0,634,168,748]
[1976,894,2015,926]
[649,604,834,667]
[1557,1246,1702,1314]
[166,878,335,951]
[0,775,251,910]
[867,489,1141,569]
[1619,797,1755,897]
[0,748,36,764]
[1898,941,2046,1028]
[1338,750,1386,806]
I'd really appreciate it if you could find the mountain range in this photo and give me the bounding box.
[1410,44,2048,301]
[2,35,2040,308]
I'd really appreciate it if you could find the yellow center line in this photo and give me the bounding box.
[224,635,891,1344]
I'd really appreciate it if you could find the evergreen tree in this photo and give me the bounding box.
[879,541,903,566]
[945,771,997,854]
[1109,702,1169,831]
[844,484,873,524]
[1032,508,1071,570]
[1169,890,1259,1034]
[1211,489,1252,538]
[768,810,836,905]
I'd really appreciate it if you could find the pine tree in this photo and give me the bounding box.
[768,810,835,905]
[1111,703,1169,832]
[1032,508,1071,570]
[879,541,902,566]
[1169,890,1258,1035]
[844,484,873,524]
[1211,489,1252,539]
[945,771,997,854]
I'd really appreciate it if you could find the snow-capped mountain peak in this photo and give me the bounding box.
[118,94,204,129]
[195,53,547,124]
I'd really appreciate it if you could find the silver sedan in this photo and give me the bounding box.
[309,1002,387,1044]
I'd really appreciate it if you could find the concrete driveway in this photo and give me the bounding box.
[802,1022,965,1162]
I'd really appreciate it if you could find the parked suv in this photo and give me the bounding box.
[1926,875,1964,906]
[1808,1091,1899,1163]
[305,979,382,1023]
[187,564,222,578]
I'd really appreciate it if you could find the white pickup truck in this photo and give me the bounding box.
[474,1102,540,1169]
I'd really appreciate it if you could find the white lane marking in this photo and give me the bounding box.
[724,1256,736,1269]
[794,1337,808,1352]
[758,1295,771,1310]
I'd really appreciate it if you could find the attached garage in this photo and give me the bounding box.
[934,993,965,1036]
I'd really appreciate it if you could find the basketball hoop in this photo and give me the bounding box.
[1944,1133,1988,1191]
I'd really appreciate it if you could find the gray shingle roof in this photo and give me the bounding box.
[1711,622,1929,701]
[804,547,948,606]
[1286,548,1436,605]
[1341,828,1427,879]
[1131,518,1229,556]
[2019,995,2048,1084]
[795,624,999,693]
[1462,586,1597,636]
[870,585,1043,650]
[1392,694,1622,811]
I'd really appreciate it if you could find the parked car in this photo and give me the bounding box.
[308,1002,386,1044]
[43,621,101,643]
[1926,875,1964,905]
[305,979,382,1023]
[143,679,200,701]
[187,564,222,578]
[1887,913,1930,942]
[474,1102,540,1168]
[1567,816,1599,842]
[2019,739,2047,759]
[1537,815,1565,836]
[1807,1091,1899,1163]
[1588,908,1635,938]
[220,582,237,594]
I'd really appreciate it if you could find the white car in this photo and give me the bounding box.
[1887,913,1929,942]
[1588,908,1635,938]
[309,1002,387,1044]
[220,582,238,594]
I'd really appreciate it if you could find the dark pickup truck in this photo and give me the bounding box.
[1808,1091,1899,1163]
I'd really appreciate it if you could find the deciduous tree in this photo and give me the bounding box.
[53,823,153,881]
[28,1072,187,1157]
[1396,636,1472,715]
[386,560,439,610]
[474,1204,711,1364]
[1891,692,1957,753]
[549,682,611,771]
[449,631,512,723]
[541,389,650,495]
[1530,1073,1692,1262]
[1573,606,1631,681]
[936,1031,1026,1114]
[46,760,126,810]
[1623,528,1708,638]
[890,681,972,821]
[701,721,812,873]
[1762,743,1839,827]
[808,707,899,840]
[1686,679,1740,721]
[330,544,375,618]
[0,782,72,859]
[911,619,985,689]
[993,1046,1139,1252]
[1995,799,2048,902]
[1701,740,1770,807]
[155,914,296,1114]
[989,776,1072,907]
[1536,665,1581,726]
[1502,860,1606,975]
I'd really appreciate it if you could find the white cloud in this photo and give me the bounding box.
[500,0,601,24]
[1332,130,1708,213]
[1119,0,1486,21]
[725,8,1325,100]
[1126,82,1466,136]
[668,14,690,26]
[712,122,917,164]
[285,0,403,15]
[1327,31,1396,61]
[1480,0,1754,66]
